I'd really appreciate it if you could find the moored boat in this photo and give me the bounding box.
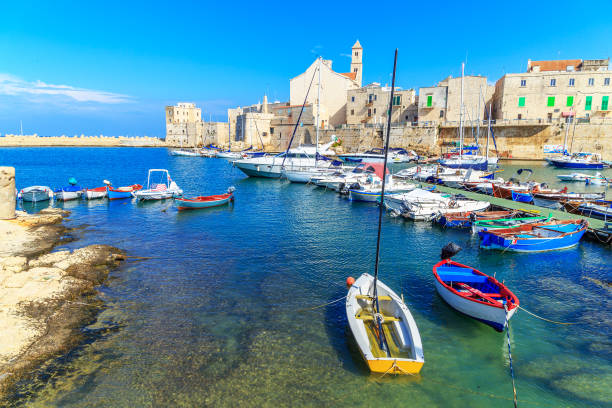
[176,187,235,210]
[107,184,142,200]
[133,169,183,201]
[479,219,588,252]
[436,210,516,229]
[549,152,605,169]
[84,186,108,200]
[433,258,519,331]
[18,186,53,202]
[54,185,82,201]
[471,215,551,234]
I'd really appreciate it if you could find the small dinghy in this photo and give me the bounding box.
[106,183,142,200]
[54,178,82,201]
[479,219,588,252]
[346,273,425,374]
[511,190,533,203]
[84,186,108,200]
[18,186,53,202]
[471,215,551,234]
[433,244,518,331]
[175,187,235,210]
[436,210,516,229]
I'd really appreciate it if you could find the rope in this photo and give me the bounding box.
[296,295,346,312]
[517,305,577,325]
[504,305,518,408]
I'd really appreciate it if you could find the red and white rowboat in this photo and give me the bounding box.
[175,187,235,211]
[84,186,108,200]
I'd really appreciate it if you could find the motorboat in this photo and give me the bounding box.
[170,149,201,157]
[557,172,592,182]
[18,186,53,202]
[384,189,490,221]
[133,169,183,201]
[338,148,418,164]
[548,152,605,169]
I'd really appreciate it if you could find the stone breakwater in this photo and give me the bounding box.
[0,208,125,399]
[0,134,165,147]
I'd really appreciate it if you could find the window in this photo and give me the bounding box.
[351,96,355,102]
[566,96,574,107]
[550,78,556,87]
[270,128,274,134]
[368,94,374,103]
[547,96,555,107]
[353,68,357,73]
[520,79,526,87]
[588,78,594,86]
[517,114,522,120]
[350,109,354,115]
[426,95,433,107]
[368,108,372,117]
[602,96,609,111]
[569,78,575,87]
[547,113,553,122]
[373,108,377,114]
[518,97,525,107]
[355,52,358,57]
[605,78,610,86]
[439,110,444,118]
[585,96,592,110]
[392,95,401,106]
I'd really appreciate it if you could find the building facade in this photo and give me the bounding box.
[165,102,228,147]
[346,83,417,125]
[493,58,611,122]
[289,42,362,128]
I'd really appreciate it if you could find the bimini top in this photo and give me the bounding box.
[352,162,390,179]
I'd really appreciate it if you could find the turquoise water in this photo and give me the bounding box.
[1,147,611,407]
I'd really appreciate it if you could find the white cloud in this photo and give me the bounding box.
[0,73,132,104]
[340,53,352,59]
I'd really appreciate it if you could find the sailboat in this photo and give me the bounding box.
[346,50,424,375]
[440,63,488,171]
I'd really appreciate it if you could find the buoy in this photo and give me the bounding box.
[346,276,355,287]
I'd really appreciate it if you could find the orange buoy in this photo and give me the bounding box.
[346,276,355,287]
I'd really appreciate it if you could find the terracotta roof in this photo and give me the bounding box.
[528,59,582,72]
[340,72,357,80]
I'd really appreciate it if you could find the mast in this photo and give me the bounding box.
[315,57,321,165]
[228,119,231,151]
[459,62,464,160]
[476,85,481,146]
[20,120,23,136]
[486,102,492,161]
[372,48,398,357]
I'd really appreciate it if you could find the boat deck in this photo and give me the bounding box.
[419,182,607,231]
[358,308,412,359]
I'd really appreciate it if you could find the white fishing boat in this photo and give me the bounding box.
[384,189,490,221]
[585,173,610,186]
[133,169,183,201]
[18,186,53,202]
[83,186,108,200]
[216,151,245,159]
[346,273,425,374]
[313,163,374,191]
[338,148,418,164]
[170,149,200,157]
[348,179,417,202]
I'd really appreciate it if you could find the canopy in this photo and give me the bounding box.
[363,162,390,179]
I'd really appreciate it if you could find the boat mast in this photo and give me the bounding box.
[486,102,492,161]
[476,85,481,148]
[228,119,231,151]
[459,62,464,161]
[372,48,398,357]
[315,57,321,166]
[20,120,23,136]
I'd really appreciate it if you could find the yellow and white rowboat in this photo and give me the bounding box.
[346,273,424,375]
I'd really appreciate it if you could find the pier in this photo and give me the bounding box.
[418,181,610,243]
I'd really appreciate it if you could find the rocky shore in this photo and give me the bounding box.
[0,208,125,399]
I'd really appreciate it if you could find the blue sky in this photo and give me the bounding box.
[1,0,611,137]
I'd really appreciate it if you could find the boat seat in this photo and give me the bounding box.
[437,268,488,284]
[355,295,392,301]
[355,312,400,322]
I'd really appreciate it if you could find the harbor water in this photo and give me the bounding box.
[1,147,611,407]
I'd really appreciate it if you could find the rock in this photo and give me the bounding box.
[28,251,70,268]
[0,256,27,274]
[554,372,612,403]
[0,167,16,220]
[57,245,124,284]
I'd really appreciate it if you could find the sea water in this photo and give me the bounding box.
[1,147,611,407]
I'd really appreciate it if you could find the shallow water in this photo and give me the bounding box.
[1,147,611,407]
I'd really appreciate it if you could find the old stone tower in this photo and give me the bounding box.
[351,40,363,87]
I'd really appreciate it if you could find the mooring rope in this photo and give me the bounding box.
[296,295,346,312]
[517,305,577,325]
[504,305,518,408]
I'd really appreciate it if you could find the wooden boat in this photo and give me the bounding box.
[84,186,108,200]
[433,259,519,331]
[54,185,82,201]
[564,200,612,220]
[107,184,142,200]
[471,215,551,234]
[436,210,516,229]
[511,190,533,203]
[479,219,588,252]
[346,273,424,374]
[18,186,53,202]
[175,187,235,210]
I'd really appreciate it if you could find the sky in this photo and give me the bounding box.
[1,0,611,137]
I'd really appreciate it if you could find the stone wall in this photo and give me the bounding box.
[0,135,165,147]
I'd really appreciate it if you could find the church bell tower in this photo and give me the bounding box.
[351,40,363,87]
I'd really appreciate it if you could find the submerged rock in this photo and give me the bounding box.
[554,372,612,404]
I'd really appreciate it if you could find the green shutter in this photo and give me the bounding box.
[547,96,555,107]
[566,96,573,107]
[426,95,432,107]
[602,96,609,111]
[518,97,525,107]
[585,96,592,110]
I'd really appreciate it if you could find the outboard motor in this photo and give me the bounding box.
[441,242,462,260]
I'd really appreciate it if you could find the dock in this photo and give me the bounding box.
[418,182,610,244]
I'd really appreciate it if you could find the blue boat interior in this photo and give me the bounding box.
[437,266,503,299]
